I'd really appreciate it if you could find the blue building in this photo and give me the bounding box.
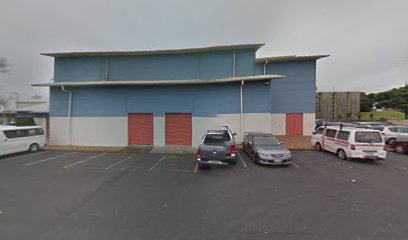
[34,44,328,147]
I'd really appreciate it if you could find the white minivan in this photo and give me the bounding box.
[311,126,387,160]
[0,125,46,157]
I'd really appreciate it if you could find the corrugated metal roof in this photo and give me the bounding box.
[41,43,265,58]
[32,75,285,87]
[256,55,329,63]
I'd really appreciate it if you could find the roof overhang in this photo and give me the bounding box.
[256,55,329,64]
[32,75,284,87]
[41,43,265,58]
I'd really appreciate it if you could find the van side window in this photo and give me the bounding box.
[325,129,337,138]
[3,130,20,139]
[28,129,44,136]
[315,127,324,135]
[337,131,350,141]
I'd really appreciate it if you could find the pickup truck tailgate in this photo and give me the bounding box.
[200,143,231,160]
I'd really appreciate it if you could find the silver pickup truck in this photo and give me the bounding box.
[197,128,237,169]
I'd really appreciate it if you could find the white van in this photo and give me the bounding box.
[311,126,387,160]
[0,125,46,157]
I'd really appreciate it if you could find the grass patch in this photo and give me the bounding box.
[360,109,404,121]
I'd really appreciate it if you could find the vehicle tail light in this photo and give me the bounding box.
[381,132,386,136]
[351,144,356,150]
[231,145,236,157]
[197,148,201,160]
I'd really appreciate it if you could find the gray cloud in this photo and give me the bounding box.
[0,0,407,100]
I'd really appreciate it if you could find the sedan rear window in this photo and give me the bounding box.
[355,131,382,143]
[254,135,279,145]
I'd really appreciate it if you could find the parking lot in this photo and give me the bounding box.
[0,149,407,240]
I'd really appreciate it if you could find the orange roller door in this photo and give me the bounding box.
[286,113,303,136]
[165,113,192,145]
[128,113,153,145]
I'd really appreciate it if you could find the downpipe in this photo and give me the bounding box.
[61,86,72,145]
[240,80,244,143]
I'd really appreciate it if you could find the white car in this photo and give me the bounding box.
[372,126,408,144]
[311,126,387,160]
[0,125,46,157]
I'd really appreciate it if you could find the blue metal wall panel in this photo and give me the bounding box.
[50,87,70,116]
[50,49,318,117]
[50,62,317,117]
[54,57,105,82]
[266,61,317,113]
[243,81,270,113]
[198,51,234,79]
[50,84,242,117]
[235,49,255,76]
[53,50,257,82]
[109,55,200,80]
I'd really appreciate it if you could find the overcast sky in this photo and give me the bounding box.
[0,0,407,101]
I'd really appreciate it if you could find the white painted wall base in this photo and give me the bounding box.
[50,117,127,146]
[303,113,315,136]
[153,117,165,146]
[50,113,315,147]
[271,114,286,135]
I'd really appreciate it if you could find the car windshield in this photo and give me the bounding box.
[254,135,280,145]
[355,131,382,143]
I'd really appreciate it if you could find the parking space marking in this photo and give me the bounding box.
[194,163,198,173]
[105,153,138,170]
[291,161,300,168]
[2,151,49,162]
[149,154,167,171]
[387,162,408,171]
[160,168,195,173]
[63,153,107,169]
[24,152,77,166]
[237,151,247,168]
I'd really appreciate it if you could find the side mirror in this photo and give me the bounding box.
[279,141,284,145]
[233,132,237,136]
[248,141,253,145]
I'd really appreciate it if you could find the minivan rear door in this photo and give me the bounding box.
[354,131,384,156]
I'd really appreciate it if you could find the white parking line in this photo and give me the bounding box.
[160,168,195,173]
[24,152,77,166]
[291,161,300,168]
[149,154,167,171]
[105,153,138,170]
[2,151,48,162]
[387,162,408,171]
[237,151,247,168]
[63,153,107,169]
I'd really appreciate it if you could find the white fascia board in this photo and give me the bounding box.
[32,75,285,87]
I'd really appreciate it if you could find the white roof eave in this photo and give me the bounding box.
[32,75,285,87]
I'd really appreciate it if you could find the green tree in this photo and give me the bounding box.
[369,85,408,119]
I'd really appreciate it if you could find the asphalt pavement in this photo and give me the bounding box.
[0,149,407,240]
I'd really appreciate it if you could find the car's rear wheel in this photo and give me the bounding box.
[29,143,40,152]
[315,143,322,151]
[198,163,207,169]
[395,144,406,154]
[251,151,258,164]
[337,149,347,160]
